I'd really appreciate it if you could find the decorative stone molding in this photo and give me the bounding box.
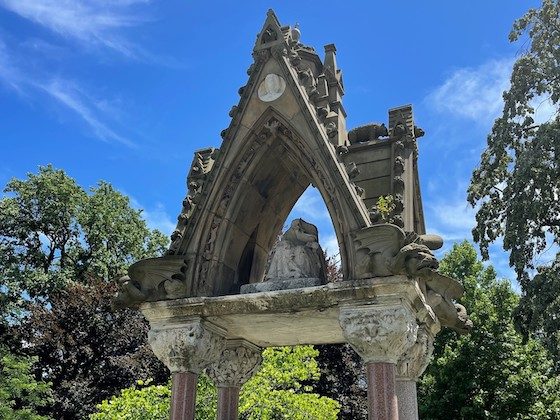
[167,147,218,255]
[148,319,226,374]
[396,325,434,380]
[206,340,262,388]
[339,305,418,364]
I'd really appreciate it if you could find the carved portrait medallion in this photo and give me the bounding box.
[257,73,286,102]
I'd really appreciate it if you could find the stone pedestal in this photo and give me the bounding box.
[147,318,226,420]
[207,340,262,420]
[339,305,418,420]
[395,326,435,420]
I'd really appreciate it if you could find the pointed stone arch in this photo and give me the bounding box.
[184,108,369,296]
[115,10,434,308]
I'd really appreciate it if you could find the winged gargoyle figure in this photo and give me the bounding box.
[353,224,441,278]
[353,223,472,333]
[113,255,189,308]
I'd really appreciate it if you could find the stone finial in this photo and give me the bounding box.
[206,340,263,388]
[324,43,342,87]
[339,305,418,364]
[147,319,226,374]
[396,326,434,380]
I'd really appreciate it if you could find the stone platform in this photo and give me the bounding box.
[140,275,440,348]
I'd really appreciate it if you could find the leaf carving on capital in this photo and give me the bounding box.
[147,321,225,374]
[339,306,418,364]
[206,344,263,387]
[396,326,434,380]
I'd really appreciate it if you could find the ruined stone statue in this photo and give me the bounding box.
[240,218,327,293]
[266,218,327,281]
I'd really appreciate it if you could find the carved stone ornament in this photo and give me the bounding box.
[258,73,286,102]
[113,255,190,308]
[206,340,263,387]
[167,148,218,255]
[396,326,434,380]
[353,224,441,279]
[339,305,418,364]
[148,319,226,374]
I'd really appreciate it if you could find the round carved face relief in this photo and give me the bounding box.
[257,73,286,102]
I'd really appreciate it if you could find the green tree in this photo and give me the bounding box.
[0,165,167,312]
[0,346,52,420]
[418,242,560,419]
[467,0,560,366]
[16,280,168,419]
[0,166,169,418]
[91,346,340,420]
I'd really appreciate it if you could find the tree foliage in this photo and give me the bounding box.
[0,346,52,420]
[15,280,168,419]
[0,165,167,311]
[467,0,560,365]
[314,344,366,419]
[92,346,340,420]
[418,242,560,419]
[0,166,169,419]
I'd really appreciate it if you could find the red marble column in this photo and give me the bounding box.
[170,372,198,420]
[216,386,241,420]
[366,362,398,420]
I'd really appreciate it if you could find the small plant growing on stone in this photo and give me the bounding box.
[369,195,396,224]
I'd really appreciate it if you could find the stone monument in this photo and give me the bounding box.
[116,10,471,420]
[240,218,327,293]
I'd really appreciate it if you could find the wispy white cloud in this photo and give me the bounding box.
[128,195,175,236]
[426,58,513,123]
[0,0,150,57]
[429,201,476,241]
[321,234,340,259]
[533,96,558,125]
[291,187,331,222]
[37,79,135,147]
[0,38,134,147]
[141,202,175,236]
[0,39,24,92]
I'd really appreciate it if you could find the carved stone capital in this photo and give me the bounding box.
[396,325,434,380]
[206,340,263,388]
[147,319,226,374]
[339,305,418,364]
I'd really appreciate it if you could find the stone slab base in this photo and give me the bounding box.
[141,276,439,348]
[239,277,322,294]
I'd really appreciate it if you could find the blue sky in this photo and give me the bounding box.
[0,1,544,283]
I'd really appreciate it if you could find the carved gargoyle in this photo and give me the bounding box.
[353,223,472,333]
[113,255,189,308]
[417,270,472,333]
[348,123,389,144]
[353,224,441,278]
